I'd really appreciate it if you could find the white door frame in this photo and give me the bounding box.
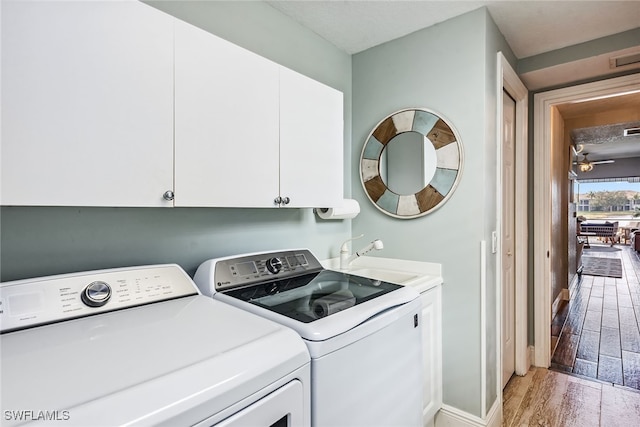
[497,53,529,390]
[533,73,640,367]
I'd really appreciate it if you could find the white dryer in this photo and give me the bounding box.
[194,250,423,427]
[0,264,310,427]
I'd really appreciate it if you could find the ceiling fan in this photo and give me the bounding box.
[577,152,615,172]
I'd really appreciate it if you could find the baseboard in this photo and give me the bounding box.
[551,289,569,320]
[486,400,502,427]
[568,273,580,295]
[435,400,501,427]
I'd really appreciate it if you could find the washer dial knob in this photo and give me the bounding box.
[266,257,283,274]
[81,281,112,307]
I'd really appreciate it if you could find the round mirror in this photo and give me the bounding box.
[380,131,437,195]
[360,108,463,219]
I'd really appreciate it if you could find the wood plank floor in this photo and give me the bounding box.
[503,367,640,426]
[551,244,640,389]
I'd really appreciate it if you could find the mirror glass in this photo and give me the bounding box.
[360,108,463,219]
[381,131,437,195]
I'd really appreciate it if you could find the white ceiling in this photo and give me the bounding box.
[265,0,640,58]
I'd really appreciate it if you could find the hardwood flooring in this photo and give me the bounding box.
[503,245,640,426]
[503,367,640,426]
[551,245,640,389]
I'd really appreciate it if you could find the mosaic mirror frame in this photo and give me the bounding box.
[360,108,464,219]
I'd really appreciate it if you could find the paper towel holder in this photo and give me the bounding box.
[314,198,360,220]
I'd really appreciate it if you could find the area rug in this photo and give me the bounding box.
[583,245,621,254]
[581,256,623,278]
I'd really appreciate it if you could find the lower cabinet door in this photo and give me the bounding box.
[421,286,443,424]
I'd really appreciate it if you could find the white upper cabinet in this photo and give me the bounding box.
[2,1,343,208]
[174,20,280,207]
[1,0,174,207]
[280,68,344,208]
[174,21,343,208]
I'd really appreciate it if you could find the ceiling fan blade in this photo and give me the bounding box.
[592,159,615,165]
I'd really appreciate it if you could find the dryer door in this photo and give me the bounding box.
[200,380,305,427]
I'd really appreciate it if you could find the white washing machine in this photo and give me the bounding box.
[0,264,310,427]
[194,249,423,427]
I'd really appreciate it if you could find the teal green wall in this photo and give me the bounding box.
[352,8,514,416]
[0,1,352,282]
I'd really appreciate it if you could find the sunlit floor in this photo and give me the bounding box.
[551,244,640,389]
[503,244,640,426]
[502,367,640,426]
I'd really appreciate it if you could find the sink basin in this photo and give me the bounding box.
[348,268,418,284]
[321,256,442,290]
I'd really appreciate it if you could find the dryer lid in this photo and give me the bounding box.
[1,296,309,426]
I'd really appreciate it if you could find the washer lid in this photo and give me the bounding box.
[217,271,420,342]
[224,269,404,322]
[1,296,309,426]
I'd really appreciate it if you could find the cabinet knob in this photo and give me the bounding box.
[274,196,290,206]
[163,190,175,201]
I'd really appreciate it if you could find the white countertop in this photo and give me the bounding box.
[321,256,443,293]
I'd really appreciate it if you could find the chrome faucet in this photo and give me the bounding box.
[339,234,384,270]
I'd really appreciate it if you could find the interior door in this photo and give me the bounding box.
[502,90,517,388]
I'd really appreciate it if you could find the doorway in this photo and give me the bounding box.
[533,74,640,368]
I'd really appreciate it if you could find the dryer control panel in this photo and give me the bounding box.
[0,264,198,333]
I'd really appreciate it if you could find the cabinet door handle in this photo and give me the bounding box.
[163,190,175,201]
[282,196,290,205]
[274,196,282,205]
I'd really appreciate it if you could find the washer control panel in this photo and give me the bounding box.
[212,249,324,291]
[0,264,198,333]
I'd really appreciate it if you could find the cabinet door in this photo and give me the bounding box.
[421,286,442,424]
[279,67,343,208]
[1,0,174,206]
[174,21,280,207]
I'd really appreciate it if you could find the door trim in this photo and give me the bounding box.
[496,52,528,390]
[532,73,640,367]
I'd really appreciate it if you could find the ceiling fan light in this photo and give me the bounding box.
[578,153,594,172]
[579,162,594,172]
